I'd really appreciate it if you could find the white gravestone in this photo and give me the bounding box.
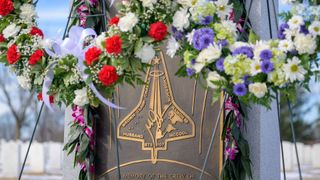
[282,141,293,171]
[45,142,62,173]
[20,141,45,174]
[1,140,19,178]
[312,144,320,168]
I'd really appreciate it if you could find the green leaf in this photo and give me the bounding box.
[248,30,260,44]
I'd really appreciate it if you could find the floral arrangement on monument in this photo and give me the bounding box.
[1,0,320,180]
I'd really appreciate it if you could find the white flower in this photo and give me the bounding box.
[186,30,195,45]
[194,44,221,73]
[221,20,238,37]
[135,44,156,63]
[118,13,139,32]
[283,28,299,39]
[283,57,307,82]
[249,83,268,98]
[73,88,89,107]
[294,34,317,54]
[215,0,233,19]
[95,33,106,49]
[177,0,193,7]
[250,59,261,76]
[308,21,320,36]
[253,40,270,59]
[3,23,21,39]
[140,0,157,8]
[20,4,37,23]
[278,39,294,53]
[230,41,251,51]
[281,0,297,4]
[166,37,180,58]
[206,71,225,89]
[172,8,190,31]
[288,15,304,30]
[17,76,31,90]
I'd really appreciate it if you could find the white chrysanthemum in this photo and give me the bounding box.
[281,0,297,4]
[215,0,233,19]
[17,76,31,90]
[249,83,268,98]
[3,24,21,39]
[73,88,89,107]
[250,59,261,76]
[140,0,157,8]
[186,29,195,45]
[283,57,307,82]
[172,8,190,31]
[294,34,317,54]
[288,15,304,30]
[221,20,238,37]
[118,12,139,32]
[177,0,193,7]
[278,39,294,53]
[230,41,251,51]
[308,21,320,36]
[95,33,106,49]
[135,44,156,63]
[207,71,225,89]
[166,37,180,58]
[283,28,299,39]
[20,4,37,24]
[197,44,221,64]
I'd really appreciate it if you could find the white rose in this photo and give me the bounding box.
[95,33,106,49]
[294,34,317,54]
[166,36,180,58]
[20,4,37,23]
[197,44,221,64]
[206,71,225,89]
[172,8,190,31]
[17,76,31,90]
[3,24,21,39]
[73,88,89,107]
[118,13,139,32]
[140,0,157,8]
[177,0,193,7]
[135,44,156,63]
[249,83,268,98]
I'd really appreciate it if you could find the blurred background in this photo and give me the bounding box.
[0,1,320,180]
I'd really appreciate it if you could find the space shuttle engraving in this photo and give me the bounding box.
[117,52,195,164]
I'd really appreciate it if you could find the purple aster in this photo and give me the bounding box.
[172,27,184,40]
[278,23,289,39]
[193,34,214,51]
[201,16,213,25]
[242,75,251,86]
[260,60,274,73]
[216,58,225,72]
[233,83,247,96]
[191,59,196,65]
[186,68,195,76]
[218,39,229,48]
[232,46,254,59]
[299,25,309,35]
[259,49,273,61]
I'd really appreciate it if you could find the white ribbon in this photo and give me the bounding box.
[44,26,123,110]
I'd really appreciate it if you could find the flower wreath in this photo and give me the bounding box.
[1,0,320,180]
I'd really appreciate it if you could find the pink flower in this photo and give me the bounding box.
[84,127,93,138]
[225,144,239,160]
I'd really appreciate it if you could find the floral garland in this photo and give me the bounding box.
[1,0,320,180]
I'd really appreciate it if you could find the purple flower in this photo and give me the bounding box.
[259,49,273,61]
[299,25,309,35]
[186,68,195,76]
[233,83,247,96]
[260,60,274,73]
[232,46,254,59]
[278,23,289,39]
[193,28,215,51]
[191,59,196,65]
[218,39,229,48]
[225,146,239,160]
[172,27,184,40]
[201,16,213,25]
[242,75,251,86]
[216,58,225,72]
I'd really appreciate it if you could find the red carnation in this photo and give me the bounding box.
[0,34,5,43]
[109,16,120,26]
[7,44,20,64]
[98,65,119,86]
[85,46,102,66]
[30,27,44,38]
[148,21,168,41]
[37,92,54,104]
[105,35,122,55]
[0,0,14,17]
[29,50,44,65]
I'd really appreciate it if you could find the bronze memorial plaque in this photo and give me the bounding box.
[95,49,223,180]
